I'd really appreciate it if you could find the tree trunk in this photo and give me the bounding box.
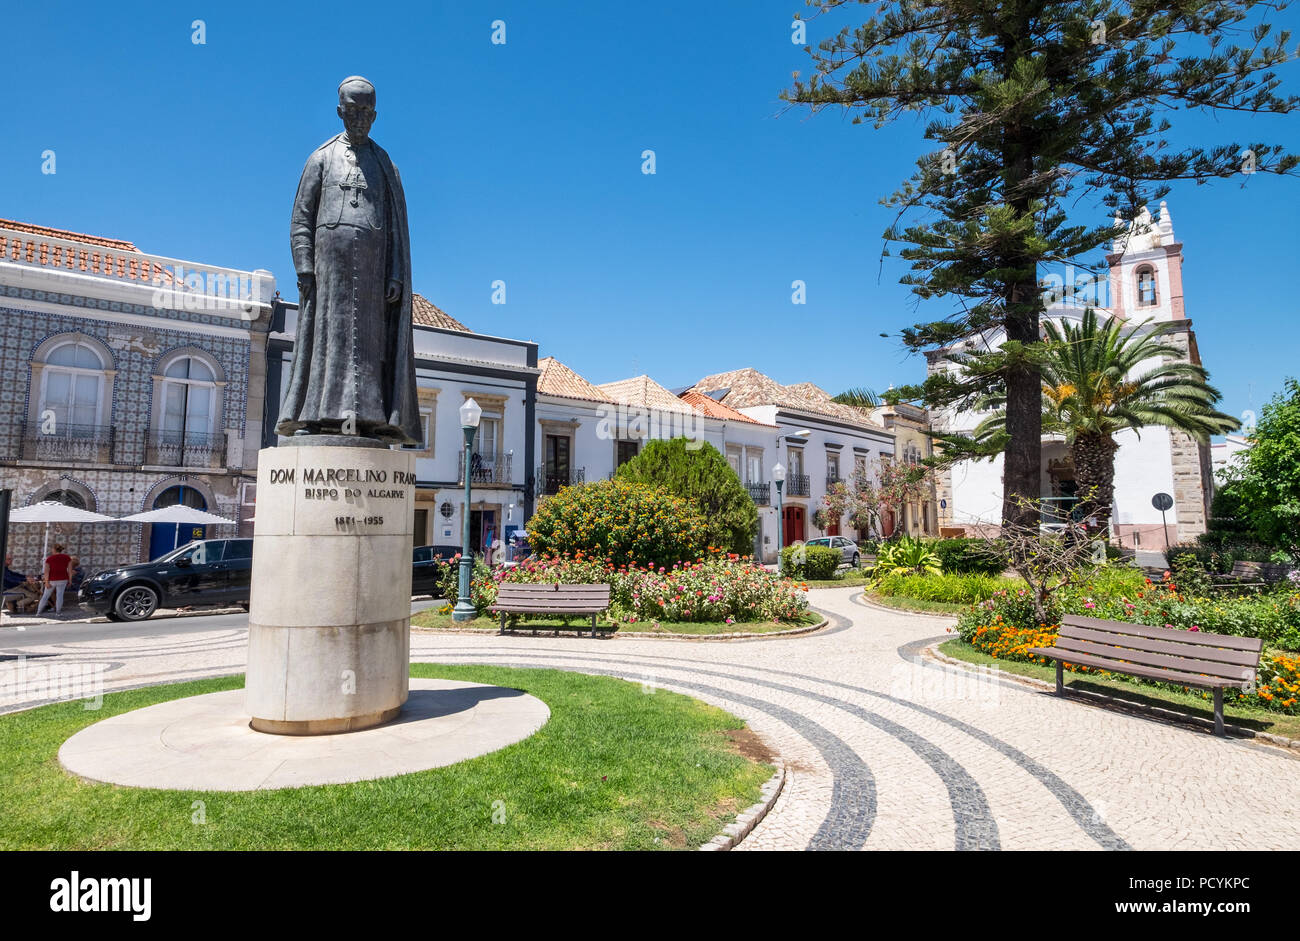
[1071,432,1120,535]
[1000,284,1043,531]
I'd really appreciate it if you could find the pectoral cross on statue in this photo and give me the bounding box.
[339,166,367,207]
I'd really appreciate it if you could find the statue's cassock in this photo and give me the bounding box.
[275,131,421,445]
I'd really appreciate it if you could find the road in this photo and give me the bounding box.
[0,600,442,649]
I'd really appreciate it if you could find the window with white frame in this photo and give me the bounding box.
[746,451,762,484]
[404,407,434,451]
[40,339,107,431]
[159,356,220,443]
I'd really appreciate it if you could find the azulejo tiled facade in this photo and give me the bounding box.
[0,219,274,575]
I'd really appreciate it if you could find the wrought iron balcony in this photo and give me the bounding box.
[536,465,585,496]
[747,481,770,505]
[457,447,513,486]
[785,473,810,497]
[146,428,224,468]
[19,421,114,463]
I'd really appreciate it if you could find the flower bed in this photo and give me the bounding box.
[955,576,1300,714]
[497,553,809,625]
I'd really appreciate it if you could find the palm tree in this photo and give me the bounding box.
[974,309,1239,532]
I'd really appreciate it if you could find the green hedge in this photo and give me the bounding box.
[781,545,841,580]
[928,538,1007,575]
[873,571,1022,604]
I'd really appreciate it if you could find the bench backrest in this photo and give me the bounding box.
[495,582,611,611]
[1231,560,1292,581]
[1059,615,1263,687]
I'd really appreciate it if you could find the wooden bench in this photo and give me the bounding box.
[493,583,612,638]
[1028,615,1263,736]
[1208,561,1293,593]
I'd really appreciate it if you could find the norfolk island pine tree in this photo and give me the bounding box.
[782,0,1298,530]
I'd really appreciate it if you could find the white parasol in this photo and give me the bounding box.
[7,501,119,555]
[118,505,237,551]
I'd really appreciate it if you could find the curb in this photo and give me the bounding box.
[3,606,247,627]
[925,640,1300,753]
[698,762,786,851]
[412,616,829,642]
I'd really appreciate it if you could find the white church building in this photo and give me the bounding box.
[930,202,1218,549]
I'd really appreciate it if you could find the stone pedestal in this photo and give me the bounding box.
[245,438,416,734]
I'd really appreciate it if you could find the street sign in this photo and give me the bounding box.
[1151,492,1174,550]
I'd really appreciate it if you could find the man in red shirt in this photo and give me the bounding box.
[36,543,73,616]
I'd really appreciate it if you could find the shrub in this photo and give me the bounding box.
[873,537,942,577]
[614,438,758,556]
[876,571,1020,604]
[435,554,498,616]
[500,553,809,624]
[525,478,709,568]
[929,538,1007,575]
[781,544,841,580]
[961,572,1300,650]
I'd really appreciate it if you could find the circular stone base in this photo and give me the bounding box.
[249,704,405,736]
[58,679,549,792]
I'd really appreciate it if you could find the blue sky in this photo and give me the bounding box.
[3,0,1297,426]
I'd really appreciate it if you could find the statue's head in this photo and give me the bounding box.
[337,76,377,143]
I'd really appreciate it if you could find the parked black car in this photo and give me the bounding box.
[79,538,254,621]
[413,545,461,596]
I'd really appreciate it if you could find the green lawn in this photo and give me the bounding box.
[938,638,1300,741]
[865,592,968,616]
[411,609,822,636]
[794,569,872,589]
[0,665,773,850]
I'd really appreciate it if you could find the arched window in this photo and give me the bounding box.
[44,489,87,510]
[151,352,224,467]
[1136,267,1158,306]
[39,339,108,431]
[160,356,218,438]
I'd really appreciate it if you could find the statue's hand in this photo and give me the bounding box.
[297,273,315,302]
[385,279,402,304]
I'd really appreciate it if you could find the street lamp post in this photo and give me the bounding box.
[453,398,483,622]
[773,462,786,575]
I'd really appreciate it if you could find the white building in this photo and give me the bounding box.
[929,202,1218,548]
[686,369,896,550]
[1211,434,1252,480]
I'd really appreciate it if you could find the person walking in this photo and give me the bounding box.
[36,543,73,616]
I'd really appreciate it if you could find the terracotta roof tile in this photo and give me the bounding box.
[411,294,470,332]
[537,357,613,402]
[0,217,138,252]
[678,390,775,426]
[598,375,699,414]
[691,367,887,432]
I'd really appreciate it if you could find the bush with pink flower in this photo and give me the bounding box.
[497,552,808,624]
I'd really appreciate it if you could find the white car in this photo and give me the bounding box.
[801,536,861,567]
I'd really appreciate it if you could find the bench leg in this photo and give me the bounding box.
[499,611,506,635]
[1213,687,1224,737]
[591,613,597,639]
[1055,661,1064,695]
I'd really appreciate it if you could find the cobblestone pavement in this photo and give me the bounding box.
[3,586,1299,850]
